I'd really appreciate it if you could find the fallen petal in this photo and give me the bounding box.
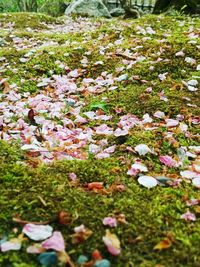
[23,224,53,241]
[42,231,65,252]
[192,178,200,188]
[138,176,158,188]
[135,144,152,156]
[159,155,177,167]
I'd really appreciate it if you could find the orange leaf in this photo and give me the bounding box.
[88,182,104,190]
[154,238,172,250]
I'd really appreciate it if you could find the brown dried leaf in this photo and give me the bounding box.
[71,228,93,244]
[0,77,10,93]
[57,211,72,225]
[28,108,36,124]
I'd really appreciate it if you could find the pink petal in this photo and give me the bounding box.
[1,240,21,252]
[69,172,77,181]
[107,245,121,256]
[42,231,65,251]
[165,119,179,127]
[103,217,117,227]
[181,211,196,221]
[159,155,177,167]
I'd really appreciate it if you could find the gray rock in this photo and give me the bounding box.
[65,0,111,18]
[110,7,125,17]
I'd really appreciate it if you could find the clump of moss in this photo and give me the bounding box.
[1,140,200,267]
[0,12,59,29]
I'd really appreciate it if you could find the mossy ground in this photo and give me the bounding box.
[0,13,200,267]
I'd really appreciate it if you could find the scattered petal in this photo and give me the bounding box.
[27,243,45,254]
[138,176,158,188]
[192,178,200,188]
[159,155,177,167]
[135,144,152,156]
[23,224,53,241]
[42,231,65,252]
[0,235,24,252]
[181,211,196,221]
[103,217,117,227]
[180,170,200,179]
[103,230,121,256]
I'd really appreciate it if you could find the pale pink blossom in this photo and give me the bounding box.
[181,211,196,221]
[42,231,65,251]
[103,145,116,154]
[114,128,128,136]
[95,152,110,159]
[127,162,148,176]
[69,173,77,181]
[103,230,121,256]
[1,239,22,252]
[103,217,117,227]
[186,199,200,206]
[154,111,165,119]
[180,170,200,179]
[165,119,179,127]
[159,155,177,167]
[95,124,113,135]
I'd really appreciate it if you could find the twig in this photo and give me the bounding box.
[13,217,51,225]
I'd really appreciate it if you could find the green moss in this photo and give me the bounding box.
[1,140,200,267]
[0,13,59,29]
[0,13,200,267]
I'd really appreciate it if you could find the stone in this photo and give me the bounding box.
[65,0,111,18]
[77,255,88,264]
[110,7,125,17]
[94,259,111,267]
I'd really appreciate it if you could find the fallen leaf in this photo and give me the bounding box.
[57,211,72,225]
[0,77,10,93]
[71,225,93,244]
[154,238,172,250]
[88,182,104,190]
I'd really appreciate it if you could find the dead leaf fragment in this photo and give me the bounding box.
[88,182,104,190]
[57,211,72,225]
[0,77,10,93]
[154,238,172,250]
[71,227,93,244]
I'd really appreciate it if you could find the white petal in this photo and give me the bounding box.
[180,170,199,179]
[23,224,53,241]
[1,240,21,252]
[192,178,200,188]
[187,80,198,86]
[135,144,151,156]
[138,176,158,188]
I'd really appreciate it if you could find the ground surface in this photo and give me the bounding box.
[0,12,200,267]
